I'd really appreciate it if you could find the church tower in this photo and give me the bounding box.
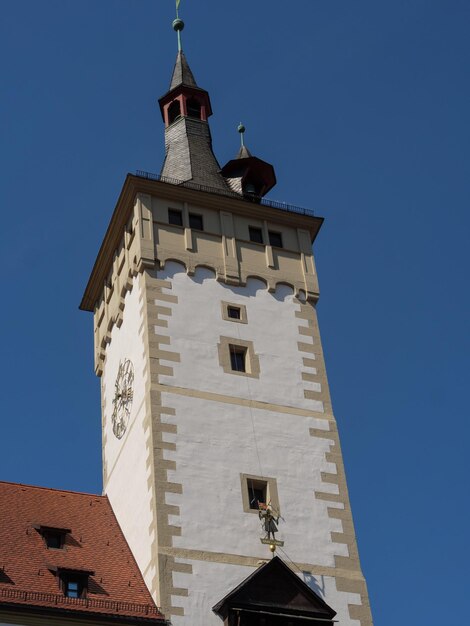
[80,12,373,626]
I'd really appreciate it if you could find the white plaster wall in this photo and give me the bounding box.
[157,263,323,412]
[169,561,361,626]
[152,264,361,624]
[101,274,157,596]
[161,392,344,566]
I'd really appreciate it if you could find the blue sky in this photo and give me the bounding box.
[1,1,469,624]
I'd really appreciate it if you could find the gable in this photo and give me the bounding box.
[213,557,336,621]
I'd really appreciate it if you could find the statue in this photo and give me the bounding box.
[258,502,280,541]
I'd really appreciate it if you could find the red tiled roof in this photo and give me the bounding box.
[0,481,165,622]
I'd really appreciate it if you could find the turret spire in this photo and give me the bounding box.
[221,124,276,199]
[158,12,229,191]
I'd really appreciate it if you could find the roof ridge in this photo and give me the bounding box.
[0,480,104,499]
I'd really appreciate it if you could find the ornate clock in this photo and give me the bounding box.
[111,359,134,439]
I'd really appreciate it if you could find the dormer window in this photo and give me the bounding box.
[58,568,93,599]
[34,525,70,550]
[168,100,181,124]
[64,579,81,598]
[186,97,201,119]
[43,529,65,549]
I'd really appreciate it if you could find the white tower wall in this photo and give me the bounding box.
[87,186,372,626]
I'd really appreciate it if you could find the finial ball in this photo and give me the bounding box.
[238,123,246,134]
[173,18,185,32]
[269,544,276,553]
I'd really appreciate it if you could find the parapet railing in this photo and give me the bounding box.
[0,586,163,618]
[135,170,317,218]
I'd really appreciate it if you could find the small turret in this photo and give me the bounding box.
[221,124,276,201]
[158,16,228,192]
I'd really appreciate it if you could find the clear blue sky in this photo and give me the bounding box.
[1,1,469,624]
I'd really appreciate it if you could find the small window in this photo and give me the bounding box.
[168,208,183,226]
[240,473,280,515]
[247,478,267,510]
[34,525,70,550]
[168,100,181,124]
[227,306,241,320]
[229,345,247,373]
[187,98,202,119]
[218,337,259,378]
[65,580,80,598]
[43,529,65,549]
[60,571,90,599]
[268,231,283,248]
[221,301,248,324]
[249,226,263,244]
[189,213,203,231]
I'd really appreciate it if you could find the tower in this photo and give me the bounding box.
[80,13,373,626]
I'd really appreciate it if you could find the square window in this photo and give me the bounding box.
[168,208,183,226]
[229,345,247,372]
[189,213,203,231]
[240,474,280,515]
[227,306,241,320]
[221,302,248,324]
[268,231,283,248]
[249,226,263,244]
[247,479,267,510]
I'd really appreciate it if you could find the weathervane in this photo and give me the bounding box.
[259,502,284,553]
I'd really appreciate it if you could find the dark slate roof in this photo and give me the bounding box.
[212,556,336,621]
[169,51,197,90]
[161,117,229,191]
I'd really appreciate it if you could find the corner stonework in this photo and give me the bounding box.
[140,269,191,618]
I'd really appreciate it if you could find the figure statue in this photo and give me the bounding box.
[258,503,279,541]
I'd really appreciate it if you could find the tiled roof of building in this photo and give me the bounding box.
[0,481,165,623]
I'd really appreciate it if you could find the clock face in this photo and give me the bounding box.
[111,359,134,439]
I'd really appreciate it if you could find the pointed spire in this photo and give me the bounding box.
[169,50,198,91]
[157,12,228,192]
[236,123,252,159]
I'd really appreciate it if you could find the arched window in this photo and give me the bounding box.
[168,100,181,124]
[186,98,201,119]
